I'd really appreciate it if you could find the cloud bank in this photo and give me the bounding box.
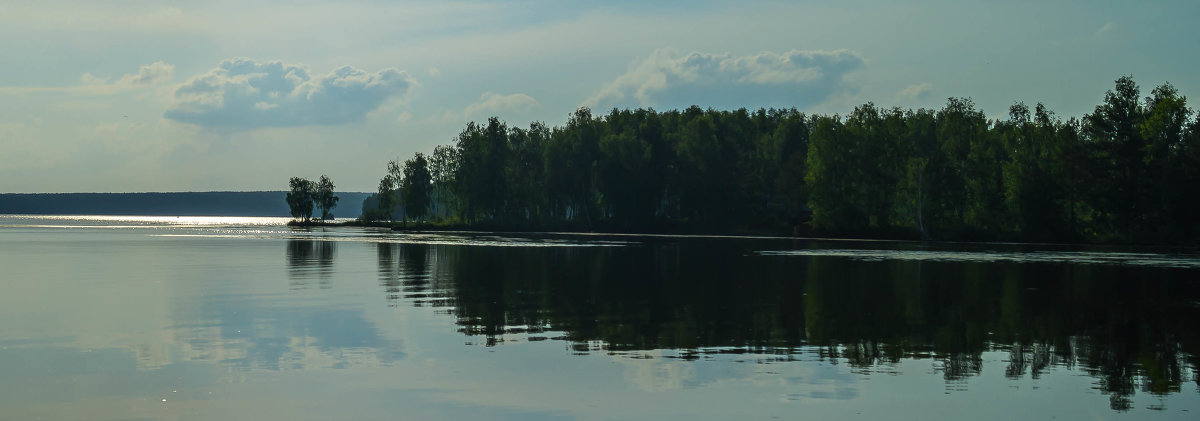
[586,48,865,110]
[164,58,415,129]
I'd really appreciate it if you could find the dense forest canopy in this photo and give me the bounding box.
[368,76,1200,243]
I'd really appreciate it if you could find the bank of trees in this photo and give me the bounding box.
[286,175,338,221]
[370,76,1199,243]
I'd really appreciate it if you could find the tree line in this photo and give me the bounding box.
[368,76,1199,243]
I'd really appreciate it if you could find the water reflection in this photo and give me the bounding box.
[286,239,336,288]
[369,237,1200,411]
[4,216,1198,418]
[376,242,447,307]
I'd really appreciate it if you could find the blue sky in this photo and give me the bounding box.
[1,0,1197,192]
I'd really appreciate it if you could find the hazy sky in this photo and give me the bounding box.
[1,0,1196,193]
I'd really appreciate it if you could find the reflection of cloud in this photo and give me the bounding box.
[164,58,415,130]
[1095,22,1116,37]
[0,346,223,413]
[586,48,865,110]
[613,351,697,391]
[174,303,404,371]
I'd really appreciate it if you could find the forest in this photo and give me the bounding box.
[364,76,1200,244]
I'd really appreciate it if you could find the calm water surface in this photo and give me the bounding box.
[1,215,1198,420]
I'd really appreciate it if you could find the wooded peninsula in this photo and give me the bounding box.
[295,76,1200,244]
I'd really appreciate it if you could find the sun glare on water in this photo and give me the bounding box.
[0,214,299,227]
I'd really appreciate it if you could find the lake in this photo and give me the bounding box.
[1,215,1198,420]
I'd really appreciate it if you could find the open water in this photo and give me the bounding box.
[1,215,1198,420]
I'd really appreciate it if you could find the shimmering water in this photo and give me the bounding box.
[1,215,1198,420]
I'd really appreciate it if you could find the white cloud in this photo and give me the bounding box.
[1095,22,1116,37]
[115,61,175,86]
[164,58,416,130]
[586,48,866,110]
[0,62,174,95]
[463,92,539,117]
[896,82,934,103]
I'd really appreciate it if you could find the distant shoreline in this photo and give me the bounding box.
[0,191,372,219]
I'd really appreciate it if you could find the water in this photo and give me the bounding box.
[1,215,1198,420]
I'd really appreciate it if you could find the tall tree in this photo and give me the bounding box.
[454,118,510,222]
[772,110,810,229]
[895,108,939,238]
[1139,83,1191,240]
[375,174,398,221]
[314,175,339,220]
[1084,76,1145,240]
[429,144,459,219]
[936,97,994,233]
[559,108,601,226]
[506,123,549,223]
[401,153,433,222]
[286,177,316,222]
[597,125,652,228]
[674,108,723,224]
[806,114,863,230]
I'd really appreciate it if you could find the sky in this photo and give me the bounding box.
[1,0,1197,193]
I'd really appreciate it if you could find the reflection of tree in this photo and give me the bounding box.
[377,242,399,303]
[381,238,1200,411]
[375,242,436,307]
[1004,342,1055,379]
[285,239,335,288]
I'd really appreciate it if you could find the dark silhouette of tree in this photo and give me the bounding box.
[286,177,316,221]
[401,152,432,222]
[365,76,1196,243]
[429,144,459,219]
[315,175,339,220]
[374,174,397,221]
[1085,76,1146,241]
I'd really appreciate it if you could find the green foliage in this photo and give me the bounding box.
[365,76,1196,243]
[286,175,339,221]
[373,173,398,221]
[401,153,432,222]
[315,175,338,220]
[429,144,459,219]
[453,118,511,222]
[286,177,316,221]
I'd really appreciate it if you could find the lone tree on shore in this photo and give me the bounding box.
[287,175,338,222]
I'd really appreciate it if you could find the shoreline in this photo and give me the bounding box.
[284,219,1200,249]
